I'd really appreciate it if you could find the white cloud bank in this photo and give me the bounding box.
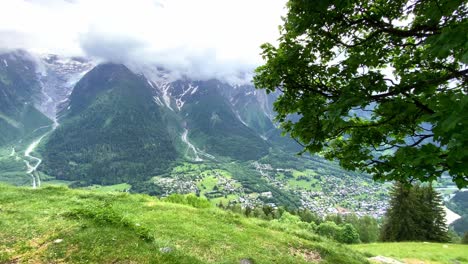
[0,0,287,82]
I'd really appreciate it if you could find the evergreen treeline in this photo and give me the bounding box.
[381,183,448,242]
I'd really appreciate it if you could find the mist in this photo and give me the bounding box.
[0,0,286,83]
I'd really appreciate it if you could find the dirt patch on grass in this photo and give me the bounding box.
[145,200,157,207]
[290,247,321,262]
[403,258,440,264]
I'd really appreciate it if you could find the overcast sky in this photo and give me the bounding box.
[0,0,287,82]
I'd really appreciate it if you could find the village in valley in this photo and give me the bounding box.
[151,161,390,218]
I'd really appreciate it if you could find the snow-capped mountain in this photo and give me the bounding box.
[36,54,95,123]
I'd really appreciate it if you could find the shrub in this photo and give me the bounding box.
[278,212,301,224]
[338,224,360,244]
[185,194,211,208]
[317,221,341,240]
[164,193,211,208]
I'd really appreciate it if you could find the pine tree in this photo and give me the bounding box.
[420,184,448,242]
[381,183,418,241]
[381,182,448,242]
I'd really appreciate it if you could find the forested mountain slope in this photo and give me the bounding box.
[0,51,52,146]
[42,64,177,185]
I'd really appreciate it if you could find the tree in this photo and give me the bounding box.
[253,207,267,219]
[356,215,379,243]
[325,214,344,225]
[418,184,448,241]
[278,211,302,224]
[297,209,322,225]
[342,213,379,243]
[254,0,468,187]
[381,182,448,242]
[317,221,341,239]
[462,232,468,244]
[338,224,360,244]
[381,183,417,241]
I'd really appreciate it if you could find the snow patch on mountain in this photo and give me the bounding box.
[147,79,155,89]
[159,82,174,111]
[235,110,248,127]
[174,83,199,110]
[130,65,176,111]
[190,86,198,95]
[35,54,94,120]
[153,96,164,106]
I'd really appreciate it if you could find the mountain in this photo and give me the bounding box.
[229,86,276,137]
[138,65,299,157]
[41,64,275,184]
[42,64,178,185]
[0,51,52,146]
[169,79,270,161]
[448,191,468,235]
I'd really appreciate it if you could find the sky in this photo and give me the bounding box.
[0,0,287,82]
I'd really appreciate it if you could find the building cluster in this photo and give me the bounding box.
[154,163,389,218]
[253,162,389,218]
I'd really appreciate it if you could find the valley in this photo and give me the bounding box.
[0,49,464,234]
[145,156,389,218]
[24,133,47,188]
[0,0,467,262]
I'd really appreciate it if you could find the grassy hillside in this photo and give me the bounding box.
[351,242,468,264]
[0,184,368,263]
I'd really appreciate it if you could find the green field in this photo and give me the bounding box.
[0,184,368,264]
[351,242,468,264]
[285,169,321,191]
[83,183,132,192]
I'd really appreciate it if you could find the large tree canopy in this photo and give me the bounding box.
[254,0,468,187]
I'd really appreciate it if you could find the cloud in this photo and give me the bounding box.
[79,30,147,63]
[0,0,286,83]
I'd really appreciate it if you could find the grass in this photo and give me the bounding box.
[197,175,218,193]
[210,194,239,206]
[351,242,468,264]
[285,169,321,191]
[0,183,368,264]
[83,183,132,192]
[172,162,209,174]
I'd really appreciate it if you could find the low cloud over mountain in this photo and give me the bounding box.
[0,0,286,83]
